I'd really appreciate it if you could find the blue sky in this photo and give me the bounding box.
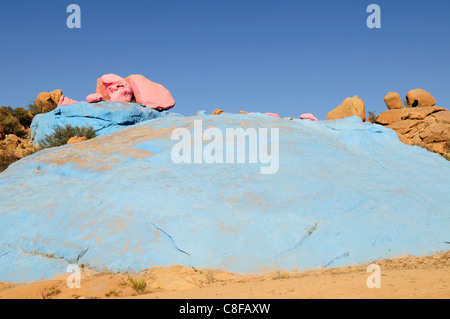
[1,0,449,120]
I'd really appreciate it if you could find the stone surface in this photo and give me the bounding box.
[1,115,449,283]
[300,113,319,122]
[384,92,403,110]
[67,136,88,145]
[327,96,366,121]
[58,95,77,106]
[125,74,175,111]
[30,101,168,145]
[36,90,63,112]
[406,89,436,107]
[96,78,110,101]
[86,93,104,103]
[265,113,280,118]
[100,74,133,103]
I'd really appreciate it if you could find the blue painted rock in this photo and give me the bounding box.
[0,114,449,283]
[30,101,166,145]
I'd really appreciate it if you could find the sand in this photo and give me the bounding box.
[0,251,448,299]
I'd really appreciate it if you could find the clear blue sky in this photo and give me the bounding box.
[1,0,449,120]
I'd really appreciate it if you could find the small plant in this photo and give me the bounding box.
[42,286,61,299]
[128,276,147,294]
[402,98,412,108]
[39,124,96,148]
[367,111,377,124]
[105,288,119,297]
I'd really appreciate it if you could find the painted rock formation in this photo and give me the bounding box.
[0,115,449,283]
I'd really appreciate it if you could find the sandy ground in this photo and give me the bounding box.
[0,251,448,299]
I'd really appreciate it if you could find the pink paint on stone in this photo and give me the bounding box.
[86,93,104,103]
[100,74,133,102]
[58,95,77,106]
[125,74,175,111]
[300,113,319,122]
[265,113,280,118]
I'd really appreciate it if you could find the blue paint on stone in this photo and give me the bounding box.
[1,114,449,283]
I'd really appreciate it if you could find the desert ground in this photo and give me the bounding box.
[0,251,448,299]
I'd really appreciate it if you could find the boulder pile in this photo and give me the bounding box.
[377,89,449,159]
[34,74,176,111]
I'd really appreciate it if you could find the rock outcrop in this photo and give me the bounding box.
[327,95,366,121]
[406,89,436,107]
[1,114,449,283]
[35,89,63,112]
[375,106,450,158]
[30,101,170,145]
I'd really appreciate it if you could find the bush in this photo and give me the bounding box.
[39,124,96,148]
[0,106,32,138]
[367,111,377,124]
[0,112,27,138]
[11,107,33,127]
[128,276,147,294]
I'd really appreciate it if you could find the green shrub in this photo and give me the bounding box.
[11,107,33,127]
[128,276,147,294]
[0,112,27,138]
[39,124,96,148]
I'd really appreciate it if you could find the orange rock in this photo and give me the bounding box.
[384,92,403,110]
[211,109,225,115]
[239,111,249,114]
[406,89,436,107]
[96,78,110,101]
[327,95,366,121]
[67,136,88,145]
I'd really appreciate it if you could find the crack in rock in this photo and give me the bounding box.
[323,251,350,268]
[151,223,191,257]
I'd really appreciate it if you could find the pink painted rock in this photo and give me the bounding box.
[100,74,133,102]
[86,93,104,103]
[265,113,280,118]
[58,95,77,106]
[300,113,319,122]
[125,74,175,111]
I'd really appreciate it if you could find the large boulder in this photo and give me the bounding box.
[35,89,63,112]
[376,106,450,158]
[100,74,133,103]
[125,74,175,111]
[30,101,168,145]
[384,92,403,110]
[1,115,449,282]
[327,96,366,121]
[406,89,436,107]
